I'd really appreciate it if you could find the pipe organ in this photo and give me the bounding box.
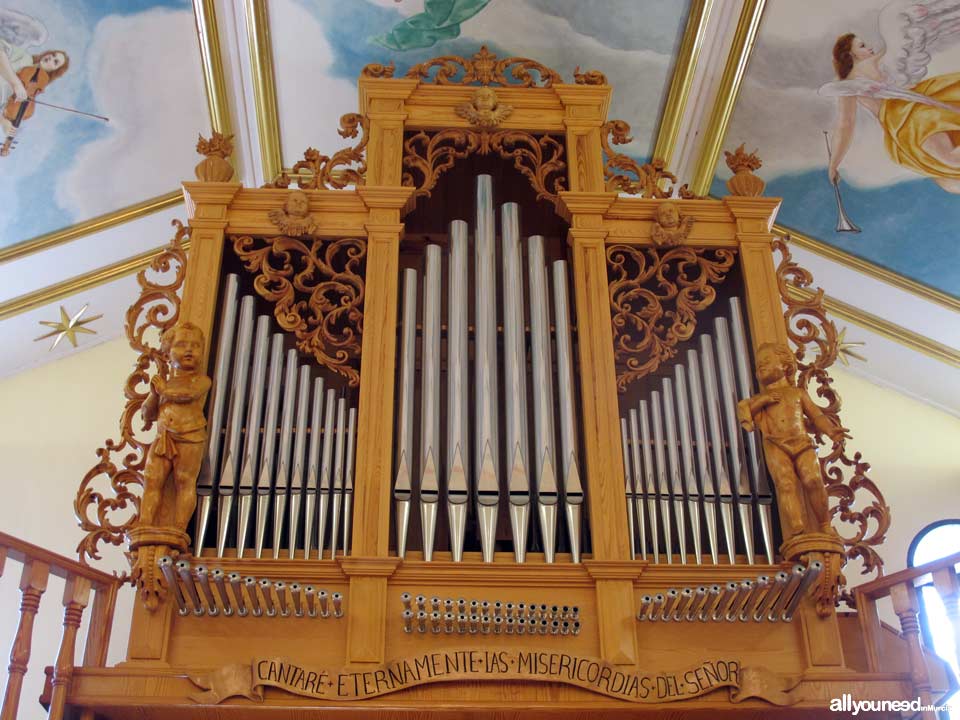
[65,46,952,720]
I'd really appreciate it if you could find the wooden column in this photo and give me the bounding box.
[47,576,92,720]
[180,181,243,356]
[891,582,936,719]
[555,85,611,194]
[1,559,49,720]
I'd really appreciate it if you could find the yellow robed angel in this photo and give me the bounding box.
[820,0,960,193]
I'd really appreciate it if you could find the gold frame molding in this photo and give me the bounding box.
[193,0,233,139]
[689,0,765,196]
[651,0,714,169]
[0,240,191,322]
[245,0,283,183]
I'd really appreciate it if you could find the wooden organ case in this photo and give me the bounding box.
[66,48,956,719]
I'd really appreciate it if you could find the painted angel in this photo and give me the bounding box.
[0,8,69,138]
[819,1,960,193]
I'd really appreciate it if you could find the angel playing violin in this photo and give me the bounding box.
[820,0,960,194]
[0,9,84,156]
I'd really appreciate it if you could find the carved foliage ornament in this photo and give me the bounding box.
[402,128,566,208]
[405,45,562,87]
[607,245,736,391]
[231,235,366,386]
[773,237,891,606]
[601,120,700,199]
[76,220,189,566]
[267,114,368,191]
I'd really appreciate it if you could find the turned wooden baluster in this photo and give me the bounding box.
[1,559,50,720]
[890,582,937,720]
[932,567,960,670]
[46,576,91,720]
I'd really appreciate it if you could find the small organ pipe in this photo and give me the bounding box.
[272,349,299,559]
[651,391,673,564]
[304,377,324,559]
[662,378,687,564]
[237,315,270,558]
[420,244,442,561]
[621,418,637,561]
[342,407,357,556]
[699,336,736,564]
[686,349,720,565]
[638,401,660,563]
[287,365,311,559]
[318,388,336,557]
[629,410,649,561]
[674,365,703,564]
[256,334,284,559]
[447,220,470,562]
[331,397,347,558]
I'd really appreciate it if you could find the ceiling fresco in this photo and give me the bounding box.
[0,0,208,250]
[268,0,691,171]
[713,0,960,299]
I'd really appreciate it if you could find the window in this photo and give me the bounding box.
[908,520,960,720]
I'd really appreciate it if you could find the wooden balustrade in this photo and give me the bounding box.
[0,532,120,720]
[855,550,960,720]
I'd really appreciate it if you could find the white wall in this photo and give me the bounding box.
[0,339,957,719]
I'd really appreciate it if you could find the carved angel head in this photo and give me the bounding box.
[284,189,310,218]
[656,201,681,229]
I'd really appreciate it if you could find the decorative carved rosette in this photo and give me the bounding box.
[231,235,366,386]
[402,128,566,208]
[774,237,891,609]
[75,221,189,582]
[601,120,701,199]
[607,245,736,391]
[405,45,562,87]
[267,114,368,190]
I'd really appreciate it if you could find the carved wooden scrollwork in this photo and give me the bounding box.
[601,119,701,199]
[402,128,566,208]
[573,66,608,85]
[361,61,395,79]
[607,245,736,391]
[75,220,189,565]
[267,114,368,190]
[774,237,891,602]
[405,45,562,87]
[231,235,366,386]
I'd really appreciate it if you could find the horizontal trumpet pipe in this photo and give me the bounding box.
[661,589,680,621]
[769,565,806,621]
[739,576,770,622]
[258,579,276,617]
[674,588,695,621]
[176,561,204,616]
[782,561,823,622]
[637,595,653,621]
[195,566,219,617]
[726,581,754,622]
[228,572,246,617]
[274,581,290,617]
[244,577,262,617]
[687,587,709,621]
[756,572,789,621]
[305,586,317,618]
[159,557,188,616]
[712,583,738,622]
[212,569,234,616]
[290,583,303,617]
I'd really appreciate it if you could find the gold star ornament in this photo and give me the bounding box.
[836,326,866,366]
[34,304,103,351]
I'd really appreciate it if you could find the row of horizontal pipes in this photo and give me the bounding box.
[394,175,584,564]
[621,297,775,565]
[195,275,356,560]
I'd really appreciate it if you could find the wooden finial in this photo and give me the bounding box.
[724,143,764,196]
[195,131,235,182]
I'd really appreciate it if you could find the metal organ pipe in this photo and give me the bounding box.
[446,221,470,562]
[196,273,238,557]
[237,315,271,558]
[620,418,636,561]
[342,407,357,557]
[304,377,324,559]
[318,388,336,558]
[661,378,687,564]
[331,397,347,559]
[628,410,648,561]
[256,334,285,558]
[686,349,720,565]
[218,295,255,558]
[287,365,312,558]
[474,175,500,563]
[552,259,584,563]
[420,244,442,561]
[272,349,298,559]
[638,401,660,564]
[650,391,673,564]
[673,365,703,564]
[501,203,530,562]
[394,268,417,558]
[527,234,559,563]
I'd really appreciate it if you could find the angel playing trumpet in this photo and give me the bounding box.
[820,0,960,194]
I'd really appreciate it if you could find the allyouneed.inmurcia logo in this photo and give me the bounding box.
[830,694,952,715]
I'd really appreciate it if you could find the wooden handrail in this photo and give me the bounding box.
[0,532,116,589]
[856,551,960,600]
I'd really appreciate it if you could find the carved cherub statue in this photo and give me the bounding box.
[650,201,694,247]
[268,189,317,237]
[140,322,212,533]
[455,87,513,128]
[737,342,849,539]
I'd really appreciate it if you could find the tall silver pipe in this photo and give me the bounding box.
[330,397,347,558]
[394,268,417,558]
[420,244,442,561]
[686,349,719,565]
[237,315,270,558]
[715,317,755,564]
[552,260,584,563]
[528,234,558,563]
[501,204,529,562]
[218,295,255,558]
[650,391,673,564]
[287,364,311,559]
[304,377,324,559]
[674,365,703,565]
[255,334,284,558]
[662,378,688,564]
[627,411,649,561]
[196,273,238,557]
[638,400,660,563]
[272,348,298,559]
[342,407,356,556]
[729,297,775,564]
[318,388,336,557]
[699,336,736,564]
[620,419,636,561]
[475,175,500,563]
[447,220,470,562]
